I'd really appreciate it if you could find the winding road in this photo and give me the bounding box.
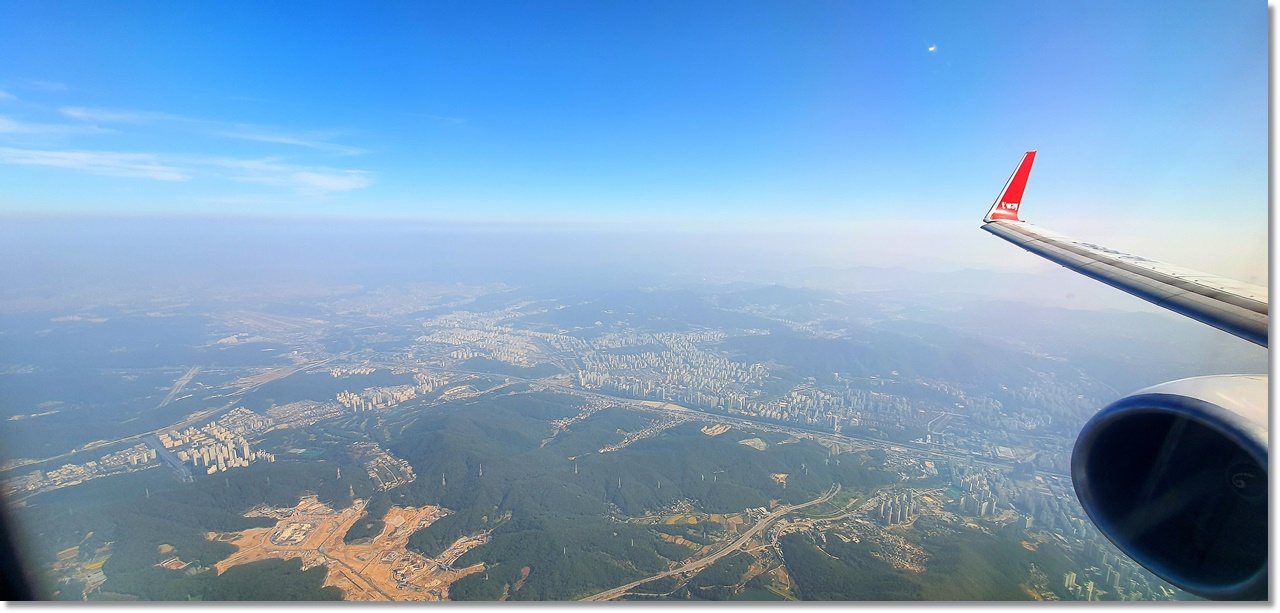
[579,483,840,602]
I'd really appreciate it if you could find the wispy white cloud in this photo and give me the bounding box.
[0,116,110,136]
[214,158,372,194]
[0,90,15,102]
[3,102,374,197]
[0,145,372,195]
[0,147,189,181]
[60,106,170,123]
[60,106,365,155]
[209,130,367,155]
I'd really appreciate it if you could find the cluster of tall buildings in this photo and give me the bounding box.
[576,331,767,409]
[736,383,938,438]
[942,466,1177,601]
[958,490,998,517]
[750,386,847,424]
[338,384,417,412]
[575,338,953,442]
[161,414,275,475]
[878,491,918,526]
[1071,539,1163,601]
[3,443,157,497]
[1063,572,1097,601]
[412,315,1062,467]
[407,302,1092,467]
[1016,482,1093,538]
[952,467,1008,518]
[174,437,274,474]
[418,326,540,366]
[216,407,273,435]
[412,371,447,392]
[330,365,377,377]
[267,400,344,429]
[1000,377,1097,427]
[107,443,157,467]
[335,372,450,413]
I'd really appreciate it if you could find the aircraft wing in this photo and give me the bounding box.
[980,151,1269,347]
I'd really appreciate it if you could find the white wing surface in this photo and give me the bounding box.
[980,152,1267,347]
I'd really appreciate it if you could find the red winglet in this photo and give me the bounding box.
[984,151,1036,222]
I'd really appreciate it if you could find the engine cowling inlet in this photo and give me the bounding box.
[1071,375,1268,601]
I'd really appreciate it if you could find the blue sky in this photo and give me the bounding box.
[0,1,1267,234]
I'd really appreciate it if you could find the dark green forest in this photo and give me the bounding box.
[680,551,753,600]
[779,523,1077,601]
[365,391,887,600]
[16,459,372,600]
[16,389,888,601]
[779,532,924,600]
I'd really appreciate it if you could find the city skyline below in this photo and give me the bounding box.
[1,268,1260,600]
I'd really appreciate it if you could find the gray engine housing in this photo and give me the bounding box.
[1071,375,1268,600]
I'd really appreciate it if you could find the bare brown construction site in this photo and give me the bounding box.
[210,496,488,601]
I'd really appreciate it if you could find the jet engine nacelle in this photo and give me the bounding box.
[1071,375,1268,600]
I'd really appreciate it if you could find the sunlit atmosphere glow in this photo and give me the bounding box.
[0,2,1266,278]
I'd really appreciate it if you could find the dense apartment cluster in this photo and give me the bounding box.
[160,409,276,475]
[576,331,768,407]
[3,443,157,498]
[1061,541,1175,601]
[877,490,919,526]
[379,303,1101,485]
[330,366,377,377]
[337,385,418,412]
[951,465,1008,518]
[336,370,450,412]
[418,326,542,366]
[266,400,345,429]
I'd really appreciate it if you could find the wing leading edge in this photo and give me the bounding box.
[980,152,1268,348]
